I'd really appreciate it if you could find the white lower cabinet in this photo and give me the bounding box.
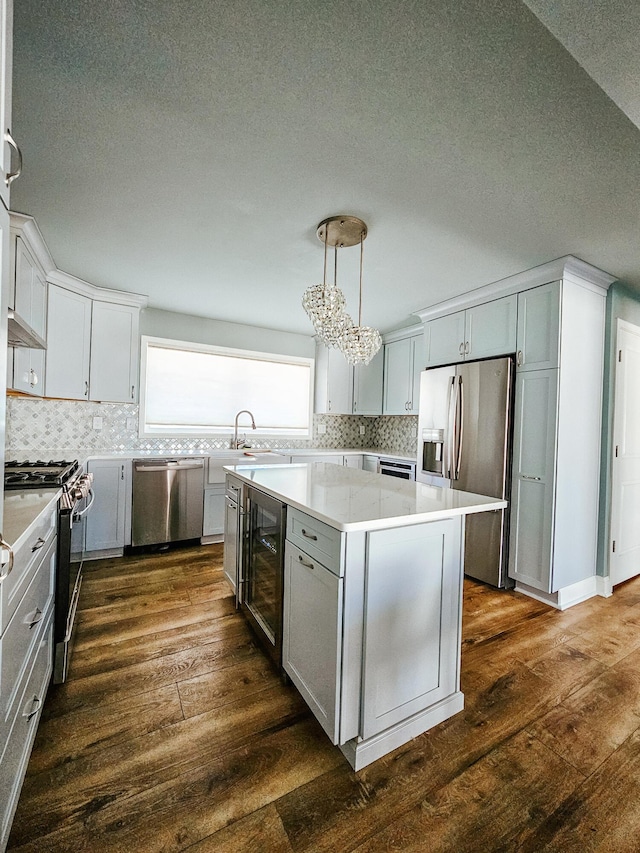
[85,459,129,553]
[362,454,379,473]
[509,369,558,591]
[203,486,225,537]
[0,498,56,851]
[283,541,343,744]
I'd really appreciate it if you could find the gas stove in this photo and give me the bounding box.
[4,459,80,489]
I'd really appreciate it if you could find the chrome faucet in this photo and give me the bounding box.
[232,410,257,449]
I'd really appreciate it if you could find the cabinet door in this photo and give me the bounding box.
[516,283,561,371]
[508,369,558,592]
[283,541,343,744]
[223,495,239,592]
[12,241,46,396]
[361,517,462,739]
[465,295,517,361]
[89,302,139,403]
[362,455,379,473]
[0,0,14,211]
[407,334,424,413]
[0,204,9,532]
[382,337,411,415]
[314,343,353,414]
[45,285,92,400]
[85,460,127,552]
[424,312,465,368]
[203,486,225,536]
[353,347,383,415]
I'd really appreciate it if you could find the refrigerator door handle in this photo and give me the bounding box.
[455,375,464,479]
[445,376,456,478]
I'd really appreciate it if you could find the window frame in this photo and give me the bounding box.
[139,335,315,439]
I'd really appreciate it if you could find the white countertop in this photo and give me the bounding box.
[226,463,506,532]
[7,447,416,463]
[3,489,60,549]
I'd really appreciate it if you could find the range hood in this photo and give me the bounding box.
[7,310,46,349]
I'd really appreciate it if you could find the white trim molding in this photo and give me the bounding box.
[515,575,600,610]
[413,255,616,323]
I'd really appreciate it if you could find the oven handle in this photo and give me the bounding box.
[74,489,95,519]
[63,573,83,643]
[0,536,15,581]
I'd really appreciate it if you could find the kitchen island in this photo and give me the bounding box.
[225,462,505,770]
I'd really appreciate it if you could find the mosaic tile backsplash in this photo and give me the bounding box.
[6,398,418,457]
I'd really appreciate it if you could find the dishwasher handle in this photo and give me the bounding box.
[134,459,205,472]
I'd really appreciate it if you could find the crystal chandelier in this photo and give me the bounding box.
[302,215,382,365]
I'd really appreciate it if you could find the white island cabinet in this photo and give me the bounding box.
[225,462,504,770]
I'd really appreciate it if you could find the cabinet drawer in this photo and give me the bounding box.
[0,621,53,851]
[287,509,342,576]
[1,536,56,724]
[1,503,57,633]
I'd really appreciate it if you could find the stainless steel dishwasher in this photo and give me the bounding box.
[132,458,205,547]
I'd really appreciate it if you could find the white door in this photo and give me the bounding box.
[610,320,640,587]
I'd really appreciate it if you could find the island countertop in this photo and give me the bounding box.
[225,462,506,532]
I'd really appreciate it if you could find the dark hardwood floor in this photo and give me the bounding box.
[7,544,640,852]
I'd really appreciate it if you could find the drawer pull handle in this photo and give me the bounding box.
[0,536,14,581]
[301,529,318,541]
[522,475,542,481]
[298,555,315,570]
[31,537,46,552]
[27,607,43,629]
[23,695,42,722]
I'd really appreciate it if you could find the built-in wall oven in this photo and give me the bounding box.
[240,485,286,667]
[4,460,94,683]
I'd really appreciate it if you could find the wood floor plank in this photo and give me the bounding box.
[73,596,237,650]
[183,804,294,853]
[349,730,584,853]
[43,631,262,717]
[77,586,195,626]
[11,719,340,853]
[519,727,640,853]
[28,684,184,774]
[562,614,640,666]
[69,611,249,680]
[526,661,640,775]
[9,685,309,848]
[177,654,281,718]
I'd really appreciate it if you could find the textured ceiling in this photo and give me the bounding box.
[10,0,640,336]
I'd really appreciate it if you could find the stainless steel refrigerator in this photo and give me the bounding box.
[416,356,514,587]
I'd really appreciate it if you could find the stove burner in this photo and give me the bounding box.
[4,459,81,489]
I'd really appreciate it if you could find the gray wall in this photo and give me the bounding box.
[140,307,315,358]
[597,281,640,577]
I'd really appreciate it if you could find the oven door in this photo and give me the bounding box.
[53,487,95,683]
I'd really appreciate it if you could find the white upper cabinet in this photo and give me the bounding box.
[45,285,92,400]
[465,295,517,361]
[424,312,465,367]
[516,282,561,371]
[89,301,139,402]
[0,0,19,211]
[424,296,517,367]
[11,237,47,395]
[353,348,383,416]
[314,343,353,414]
[383,330,424,415]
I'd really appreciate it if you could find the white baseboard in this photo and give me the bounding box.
[339,691,464,771]
[515,575,600,610]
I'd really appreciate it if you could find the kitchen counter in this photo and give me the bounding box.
[225,462,504,531]
[3,488,61,550]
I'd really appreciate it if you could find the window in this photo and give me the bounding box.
[140,336,314,438]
